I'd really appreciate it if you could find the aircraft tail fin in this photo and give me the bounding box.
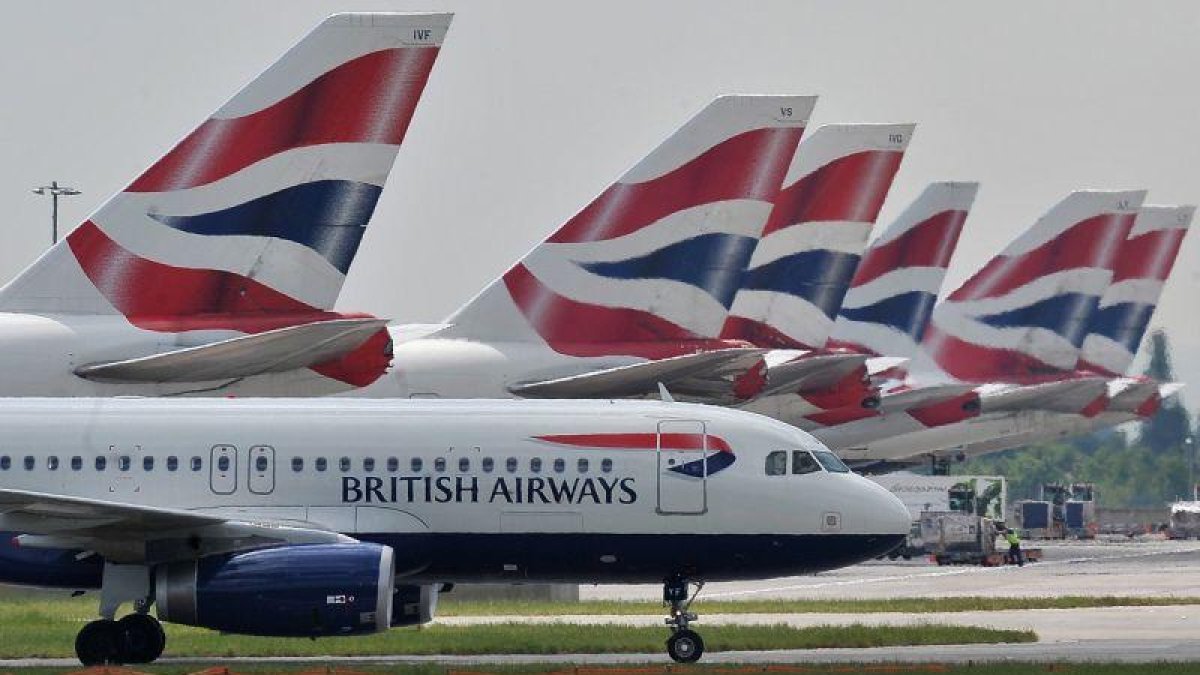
[720,123,914,349]
[919,190,1145,383]
[0,13,450,328]
[1078,205,1194,376]
[829,181,978,357]
[442,95,817,358]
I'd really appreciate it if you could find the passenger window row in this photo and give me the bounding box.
[0,454,202,472]
[289,456,616,474]
[0,453,625,476]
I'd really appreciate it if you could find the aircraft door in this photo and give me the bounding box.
[210,444,238,495]
[248,445,275,495]
[107,445,143,495]
[656,420,707,515]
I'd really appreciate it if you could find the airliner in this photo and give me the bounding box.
[918,204,1193,461]
[355,115,914,407]
[0,397,910,665]
[827,190,1160,470]
[0,13,450,397]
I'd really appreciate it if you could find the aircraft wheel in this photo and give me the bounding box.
[76,619,122,666]
[119,613,166,663]
[667,629,704,663]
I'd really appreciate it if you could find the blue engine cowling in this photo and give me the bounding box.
[155,543,395,637]
[392,583,439,627]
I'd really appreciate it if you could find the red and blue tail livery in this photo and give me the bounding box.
[721,124,913,350]
[829,182,978,358]
[0,13,450,390]
[919,190,1144,383]
[1078,205,1194,377]
[445,95,816,359]
[0,13,448,330]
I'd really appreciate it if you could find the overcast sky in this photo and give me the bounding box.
[1,1,1198,408]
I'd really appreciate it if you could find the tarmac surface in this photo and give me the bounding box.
[5,538,1199,668]
[583,537,1200,601]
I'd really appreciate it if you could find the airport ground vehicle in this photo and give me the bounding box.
[1016,483,1098,539]
[920,513,1043,566]
[870,473,1008,560]
[1169,501,1200,539]
[0,397,909,665]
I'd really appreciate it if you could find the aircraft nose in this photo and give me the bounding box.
[855,475,912,535]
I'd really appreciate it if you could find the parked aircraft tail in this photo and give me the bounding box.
[828,181,978,357]
[443,95,817,359]
[1078,205,1194,376]
[0,13,449,328]
[919,190,1144,383]
[720,123,914,349]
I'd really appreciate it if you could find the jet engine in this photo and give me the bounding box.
[155,543,395,636]
[391,583,439,627]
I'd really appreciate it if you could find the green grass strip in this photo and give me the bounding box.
[9,664,1200,675]
[0,619,1031,658]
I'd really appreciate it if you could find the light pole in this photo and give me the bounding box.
[32,181,81,244]
[1187,435,1197,501]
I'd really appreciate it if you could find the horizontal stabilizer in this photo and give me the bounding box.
[980,377,1108,415]
[866,356,908,377]
[508,348,764,399]
[877,382,977,413]
[761,352,870,397]
[1159,382,1186,399]
[390,323,451,344]
[0,488,351,564]
[75,318,389,383]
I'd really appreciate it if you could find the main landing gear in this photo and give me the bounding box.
[663,573,705,663]
[76,563,167,666]
[76,612,166,666]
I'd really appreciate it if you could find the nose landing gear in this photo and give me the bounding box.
[663,573,705,663]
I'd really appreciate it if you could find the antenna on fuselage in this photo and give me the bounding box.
[657,382,676,403]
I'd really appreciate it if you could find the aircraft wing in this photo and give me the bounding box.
[760,352,871,397]
[508,348,765,399]
[74,318,389,383]
[0,488,351,564]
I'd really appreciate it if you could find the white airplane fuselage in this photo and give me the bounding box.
[0,313,355,397]
[367,336,634,398]
[0,397,909,588]
[0,316,714,399]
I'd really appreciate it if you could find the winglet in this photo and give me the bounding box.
[658,382,676,403]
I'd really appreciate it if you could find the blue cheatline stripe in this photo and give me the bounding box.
[1088,301,1156,352]
[738,249,862,319]
[975,292,1100,348]
[668,452,737,478]
[149,180,382,274]
[577,233,757,309]
[838,291,938,341]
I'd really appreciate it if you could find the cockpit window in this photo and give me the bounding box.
[764,451,787,476]
[792,450,821,475]
[813,450,850,473]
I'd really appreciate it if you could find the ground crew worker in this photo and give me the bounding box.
[1004,527,1024,566]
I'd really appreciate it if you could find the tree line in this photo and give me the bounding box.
[956,331,1196,510]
